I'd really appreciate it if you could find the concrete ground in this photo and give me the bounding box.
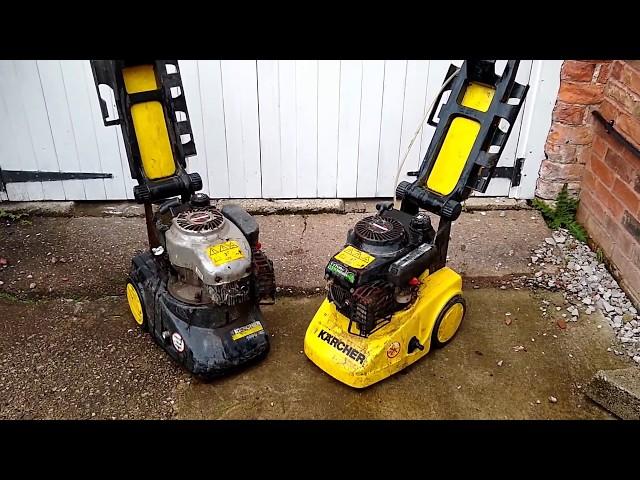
[179,292,628,419]
[0,209,547,299]
[0,208,635,419]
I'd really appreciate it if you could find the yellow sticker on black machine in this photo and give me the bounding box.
[231,321,264,341]
[334,246,375,269]
[206,241,245,266]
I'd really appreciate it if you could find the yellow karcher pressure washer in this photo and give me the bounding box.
[304,60,529,388]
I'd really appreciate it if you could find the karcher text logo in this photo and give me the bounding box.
[317,329,365,365]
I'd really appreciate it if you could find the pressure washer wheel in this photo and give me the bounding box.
[431,295,466,348]
[126,280,148,331]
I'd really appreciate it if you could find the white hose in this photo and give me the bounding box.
[393,67,460,207]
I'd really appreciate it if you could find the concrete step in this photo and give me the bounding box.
[1,196,532,218]
[585,367,640,419]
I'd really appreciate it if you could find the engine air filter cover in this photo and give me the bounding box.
[175,206,225,234]
[354,215,406,246]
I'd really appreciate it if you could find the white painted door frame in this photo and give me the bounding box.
[509,60,563,199]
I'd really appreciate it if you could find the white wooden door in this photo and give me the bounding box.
[0,60,560,201]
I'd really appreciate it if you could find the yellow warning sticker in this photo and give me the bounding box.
[334,246,376,269]
[231,321,264,341]
[206,241,245,266]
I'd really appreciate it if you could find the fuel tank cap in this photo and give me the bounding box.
[190,192,211,207]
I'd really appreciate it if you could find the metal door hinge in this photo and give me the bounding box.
[492,157,524,187]
[0,170,113,184]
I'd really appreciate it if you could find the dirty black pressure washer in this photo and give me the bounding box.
[90,60,276,378]
[304,60,529,388]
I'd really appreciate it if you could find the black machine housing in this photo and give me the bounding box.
[131,251,269,375]
[326,60,529,338]
[129,193,274,377]
[91,60,276,378]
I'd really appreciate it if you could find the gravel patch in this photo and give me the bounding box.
[524,228,640,363]
[0,296,190,419]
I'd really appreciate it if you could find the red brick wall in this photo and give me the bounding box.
[575,61,640,305]
[536,61,612,199]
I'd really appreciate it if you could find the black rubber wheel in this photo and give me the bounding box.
[430,295,466,349]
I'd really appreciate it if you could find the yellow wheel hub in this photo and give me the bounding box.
[126,283,144,326]
[437,302,464,343]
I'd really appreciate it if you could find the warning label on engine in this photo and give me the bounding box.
[334,246,375,269]
[206,241,245,266]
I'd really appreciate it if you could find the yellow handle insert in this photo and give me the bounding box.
[426,82,495,196]
[122,64,176,180]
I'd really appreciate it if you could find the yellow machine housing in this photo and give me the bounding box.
[304,60,529,389]
[304,267,463,388]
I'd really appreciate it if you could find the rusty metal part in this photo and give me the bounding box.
[252,250,276,304]
[144,202,161,250]
[349,280,397,336]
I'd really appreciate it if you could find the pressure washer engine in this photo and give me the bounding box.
[305,60,529,388]
[91,60,275,378]
[326,204,437,338]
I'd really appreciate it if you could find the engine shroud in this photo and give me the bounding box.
[159,202,275,307]
[325,208,438,336]
[165,205,252,288]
